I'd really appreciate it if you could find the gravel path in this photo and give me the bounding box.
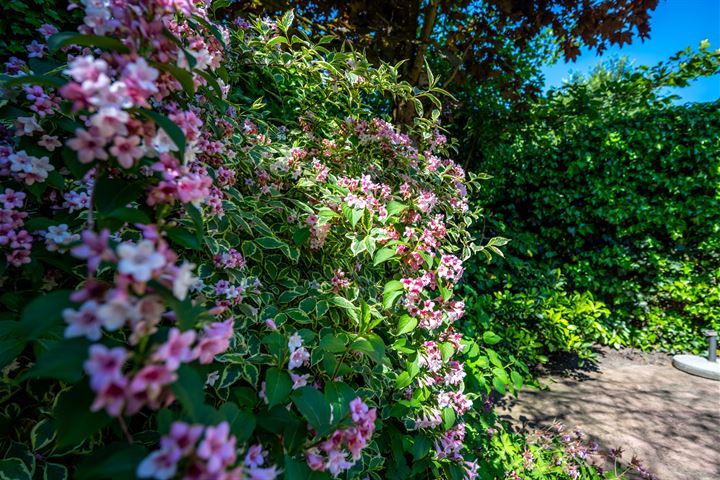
[498,347,720,480]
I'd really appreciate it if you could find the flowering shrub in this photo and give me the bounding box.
[0,2,511,478]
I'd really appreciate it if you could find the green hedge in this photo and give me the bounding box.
[471,99,720,354]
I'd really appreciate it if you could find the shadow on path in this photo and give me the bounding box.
[498,347,720,480]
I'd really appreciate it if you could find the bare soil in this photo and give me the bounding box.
[498,346,720,480]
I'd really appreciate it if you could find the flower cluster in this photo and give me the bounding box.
[138,421,279,480]
[305,398,377,477]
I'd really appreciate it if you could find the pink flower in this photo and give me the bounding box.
[137,447,181,480]
[193,319,234,364]
[63,300,103,340]
[171,261,196,301]
[64,55,108,83]
[152,328,196,370]
[290,373,309,390]
[196,422,237,473]
[123,58,159,102]
[96,293,136,331]
[27,40,46,58]
[117,240,166,282]
[109,135,143,168]
[38,134,62,151]
[326,449,352,477]
[349,397,369,423]
[90,107,129,138]
[67,128,108,164]
[244,444,266,468]
[91,376,127,417]
[71,229,113,272]
[129,364,177,401]
[288,332,303,351]
[0,189,25,209]
[37,24,59,39]
[305,449,325,471]
[160,421,204,455]
[247,466,280,480]
[84,344,127,391]
[288,346,309,370]
[15,116,41,136]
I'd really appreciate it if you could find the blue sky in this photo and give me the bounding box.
[541,0,720,103]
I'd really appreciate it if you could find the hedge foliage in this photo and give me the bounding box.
[466,53,720,356]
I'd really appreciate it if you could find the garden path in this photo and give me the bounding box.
[499,346,720,480]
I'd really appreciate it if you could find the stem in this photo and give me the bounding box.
[118,415,134,443]
[407,0,440,86]
[86,166,99,232]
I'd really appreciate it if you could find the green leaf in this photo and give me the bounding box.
[195,69,224,99]
[351,334,386,364]
[395,371,412,389]
[256,237,287,249]
[23,337,90,383]
[291,386,331,433]
[104,207,151,225]
[279,9,295,31]
[186,202,204,240]
[19,290,74,340]
[409,435,431,460]
[386,201,407,217]
[383,280,403,293]
[54,383,112,449]
[330,295,356,311]
[396,315,418,336]
[292,228,311,245]
[0,339,26,370]
[137,108,186,161]
[350,237,366,256]
[94,177,143,215]
[492,376,506,395]
[351,208,363,227]
[43,463,68,480]
[31,419,57,451]
[0,74,66,89]
[383,281,404,309]
[0,458,31,480]
[151,61,195,96]
[278,290,302,304]
[511,370,524,389]
[75,443,148,480]
[286,308,311,324]
[283,454,312,479]
[167,227,201,250]
[266,36,288,48]
[482,331,502,345]
[265,368,293,409]
[442,407,456,430]
[486,236,511,247]
[48,32,130,53]
[320,333,346,353]
[219,403,256,443]
[170,365,207,422]
[373,247,396,266]
[324,382,356,420]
